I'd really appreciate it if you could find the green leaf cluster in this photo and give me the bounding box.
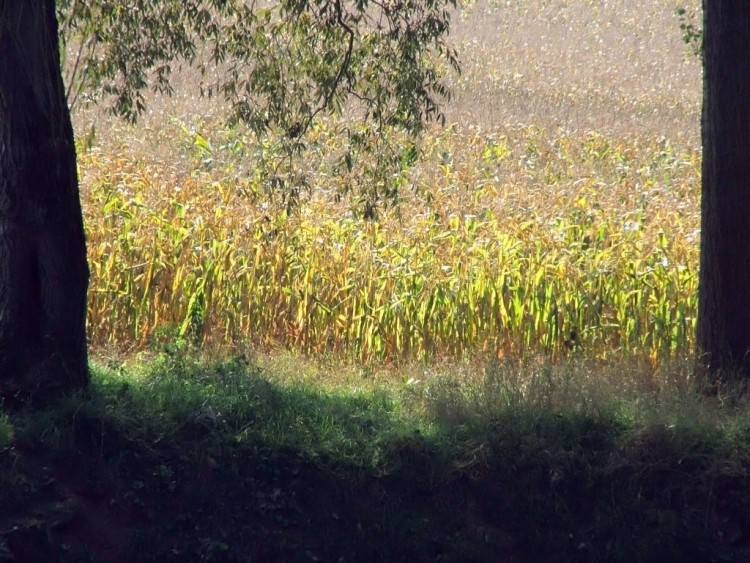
[676,6,702,60]
[57,0,458,209]
[57,0,458,132]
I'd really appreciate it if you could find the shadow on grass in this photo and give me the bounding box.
[1,353,749,562]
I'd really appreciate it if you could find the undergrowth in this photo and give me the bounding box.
[2,352,749,561]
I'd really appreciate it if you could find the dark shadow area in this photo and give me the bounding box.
[1,356,749,562]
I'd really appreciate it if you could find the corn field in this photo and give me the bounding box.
[81,120,700,363]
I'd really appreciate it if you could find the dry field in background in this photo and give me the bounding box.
[75,0,704,365]
[76,0,703,149]
[449,0,701,142]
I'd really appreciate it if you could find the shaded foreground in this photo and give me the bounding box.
[1,354,749,562]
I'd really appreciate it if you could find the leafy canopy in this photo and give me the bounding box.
[57,0,459,211]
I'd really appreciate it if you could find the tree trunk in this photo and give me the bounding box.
[0,0,89,400]
[697,1,750,382]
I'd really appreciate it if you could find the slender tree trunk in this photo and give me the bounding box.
[697,1,750,382]
[0,0,89,400]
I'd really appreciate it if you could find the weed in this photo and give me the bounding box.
[0,412,12,450]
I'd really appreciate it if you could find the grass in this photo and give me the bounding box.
[1,352,750,561]
[0,414,12,450]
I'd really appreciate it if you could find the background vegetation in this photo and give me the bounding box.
[75,0,702,367]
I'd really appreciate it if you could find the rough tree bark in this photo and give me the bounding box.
[697,1,750,382]
[0,0,89,399]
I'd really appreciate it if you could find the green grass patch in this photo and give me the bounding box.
[1,353,749,561]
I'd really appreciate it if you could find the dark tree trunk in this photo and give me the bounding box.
[0,0,89,399]
[697,1,750,382]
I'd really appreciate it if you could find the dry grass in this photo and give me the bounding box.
[75,0,702,148]
[448,0,701,142]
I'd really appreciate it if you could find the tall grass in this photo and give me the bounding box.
[81,120,700,362]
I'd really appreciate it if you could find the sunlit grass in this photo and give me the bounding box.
[84,350,422,469]
[80,350,750,467]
